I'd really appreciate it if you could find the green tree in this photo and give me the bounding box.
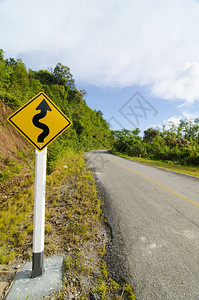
[53,63,75,89]
[143,128,160,143]
[32,70,55,85]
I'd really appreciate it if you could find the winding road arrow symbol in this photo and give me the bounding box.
[32,99,52,143]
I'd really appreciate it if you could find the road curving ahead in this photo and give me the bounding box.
[86,150,199,300]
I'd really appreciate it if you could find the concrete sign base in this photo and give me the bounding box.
[6,256,64,300]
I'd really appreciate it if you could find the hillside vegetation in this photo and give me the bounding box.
[0,49,113,173]
[112,121,199,175]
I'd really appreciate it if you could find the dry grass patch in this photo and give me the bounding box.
[1,150,135,299]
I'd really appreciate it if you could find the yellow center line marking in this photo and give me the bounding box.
[104,156,199,208]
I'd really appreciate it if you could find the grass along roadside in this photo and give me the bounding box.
[110,151,199,178]
[1,150,135,299]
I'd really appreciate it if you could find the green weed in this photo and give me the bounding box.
[123,283,136,300]
[0,155,24,183]
[113,152,199,178]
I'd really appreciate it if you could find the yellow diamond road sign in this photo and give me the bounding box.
[7,92,72,151]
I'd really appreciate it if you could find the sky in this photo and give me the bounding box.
[1,0,199,133]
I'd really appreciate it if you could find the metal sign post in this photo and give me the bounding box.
[32,148,47,278]
[7,92,72,279]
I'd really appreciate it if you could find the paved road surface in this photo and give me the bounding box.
[86,150,199,300]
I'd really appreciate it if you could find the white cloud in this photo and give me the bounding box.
[1,0,199,103]
[152,63,199,103]
[164,116,181,127]
[182,111,199,120]
[150,116,182,131]
[151,112,199,131]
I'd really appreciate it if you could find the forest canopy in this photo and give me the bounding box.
[112,119,199,166]
[0,49,113,171]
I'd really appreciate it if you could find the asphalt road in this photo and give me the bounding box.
[86,150,199,300]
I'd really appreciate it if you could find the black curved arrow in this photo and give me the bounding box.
[32,99,52,143]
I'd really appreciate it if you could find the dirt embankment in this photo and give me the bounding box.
[0,101,29,158]
[0,100,34,194]
[0,100,35,297]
